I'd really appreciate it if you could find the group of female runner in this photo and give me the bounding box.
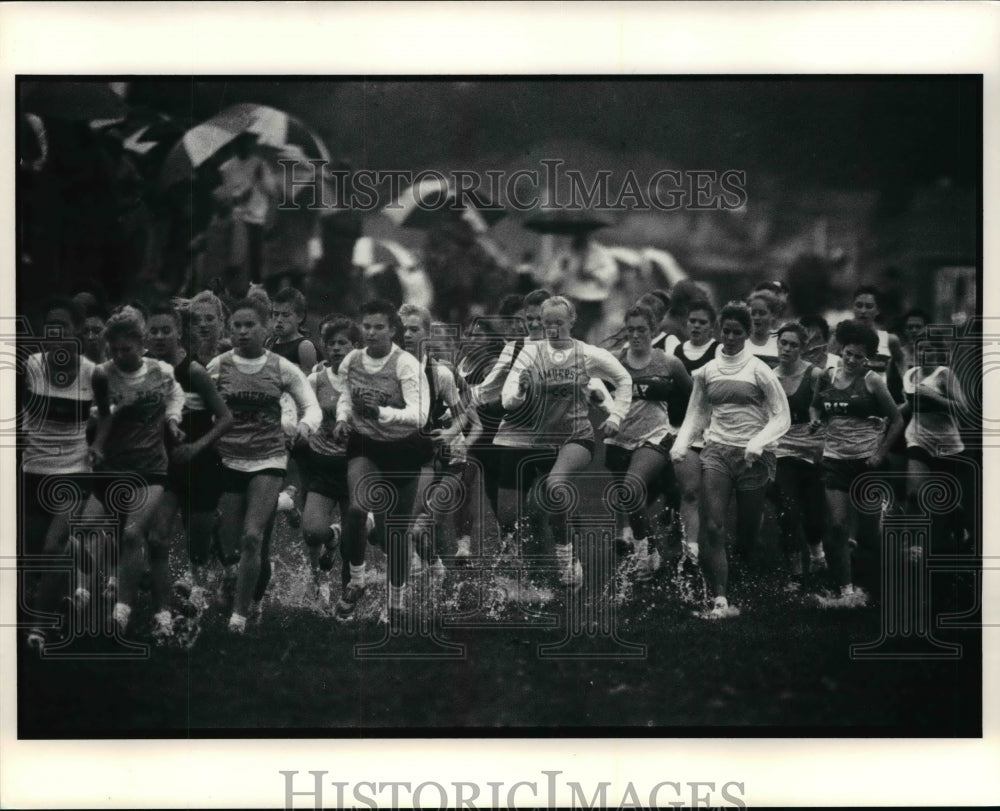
[19,278,972,644]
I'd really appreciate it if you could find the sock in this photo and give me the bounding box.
[687,541,700,561]
[389,584,405,610]
[621,525,635,543]
[713,595,728,609]
[810,543,825,560]
[841,584,855,597]
[349,563,366,588]
[633,538,648,558]
[229,612,247,630]
[456,535,471,554]
[555,543,574,572]
[112,602,131,625]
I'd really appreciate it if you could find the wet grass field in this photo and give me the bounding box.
[18,446,981,737]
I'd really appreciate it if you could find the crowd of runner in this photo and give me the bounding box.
[19,278,974,647]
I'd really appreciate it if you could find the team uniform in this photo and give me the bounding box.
[672,339,720,434]
[209,350,320,487]
[673,346,790,492]
[92,357,184,496]
[603,348,677,471]
[772,363,826,580]
[166,354,223,514]
[499,339,632,494]
[20,353,96,554]
[813,368,887,491]
[747,334,780,369]
[307,362,349,503]
[335,343,430,619]
[209,349,321,609]
[336,344,432,471]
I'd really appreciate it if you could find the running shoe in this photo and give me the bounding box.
[410,551,426,578]
[188,586,209,613]
[695,596,741,620]
[103,576,117,603]
[317,582,332,611]
[454,536,472,566]
[228,613,247,634]
[784,578,804,594]
[635,549,662,583]
[335,583,366,621]
[809,550,828,573]
[152,610,174,643]
[559,558,584,589]
[674,556,707,605]
[112,602,131,633]
[811,585,869,609]
[25,628,46,651]
[73,586,92,609]
[319,525,342,571]
[430,558,447,588]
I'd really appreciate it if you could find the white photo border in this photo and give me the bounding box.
[1,2,998,808]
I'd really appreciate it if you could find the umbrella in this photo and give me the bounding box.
[352,236,419,269]
[641,247,687,286]
[90,106,184,176]
[21,81,127,122]
[382,176,506,232]
[523,209,614,235]
[159,103,330,188]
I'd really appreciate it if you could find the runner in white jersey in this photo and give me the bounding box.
[301,315,361,610]
[331,299,431,625]
[21,300,96,650]
[502,296,632,587]
[671,301,791,619]
[208,297,321,633]
[603,304,691,583]
[770,322,826,592]
[900,345,971,555]
[86,309,186,637]
[746,289,781,368]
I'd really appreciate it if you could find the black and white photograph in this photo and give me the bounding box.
[2,3,999,809]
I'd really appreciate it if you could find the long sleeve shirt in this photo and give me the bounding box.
[673,346,790,458]
[207,351,321,471]
[335,346,430,441]
[498,340,632,448]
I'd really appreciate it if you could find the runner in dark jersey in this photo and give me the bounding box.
[146,304,233,623]
[771,322,826,592]
[301,315,361,609]
[604,304,690,583]
[810,319,904,607]
[267,287,317,528]
[670,299,719,571]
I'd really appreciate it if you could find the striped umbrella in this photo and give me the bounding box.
[159,103,330,188]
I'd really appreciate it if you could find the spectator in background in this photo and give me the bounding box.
[899,308,931,377]
[213,133,278,287]
[544,234,618,343]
